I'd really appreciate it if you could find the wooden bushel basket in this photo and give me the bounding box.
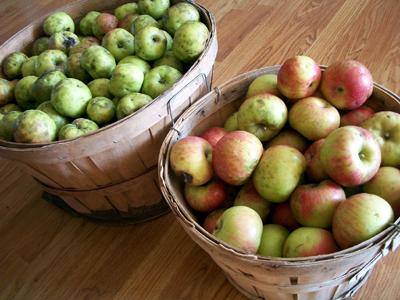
[158,66,400,300]
[0,0,218,225]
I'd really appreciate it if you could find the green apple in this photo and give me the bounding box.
[81,45,116,79]
[15,75,40,110]
[162,2,200,37]
[79,11,101,36]
[246,74,283,99]
[109,63,144,98]
[21,56,38,77]
[223,111,238,132]
[118,55,151,74]
[130,14,161,35]
[212,206,263,254]
[134,26,167,61]
[58,118,99,141]
[87,78,113,99]
[172,20,209,64]
[0,111,22,141]
[152,51,185,73]
[0,78,16,106]
[3,52,28,79]
[253,145,306,203]
[13,109,57,143]
[116,92,152,120]
[86,96,116,126]
[102,28,135,62]
[237,93,288,142]
[141,65,182,99]
[161,30,173,52]
[115,2,139,20]
[64,53,92,83]
[233,180,273,223]
[360,111,400,168]
[34,49,68,77]
[362,166,400,218]
[32,70,67,104]
[31,36,50,56]
[69,43,94,56]
[138,0,170,20]
[51,78,92,118]
[0,103,23,115]
[257,224,290,257]
[48,31,80,55]
[43,11,75,36]
[36,101,72,133]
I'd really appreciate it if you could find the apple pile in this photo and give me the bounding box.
[0,0,210,143]
[169,55,400,258]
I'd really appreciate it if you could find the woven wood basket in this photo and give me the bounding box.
[0,0,218,225]
[158,66,400,299]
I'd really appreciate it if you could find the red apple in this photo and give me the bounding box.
[233,180,273,222]
[92,13,119,40]
[270,200,301,231]
[362,166,400,218]
[340,104,374,126]
[264,129,309,154]
[288,96,340,141]
[277,55,322,100]
[303,139,330,183]
[184,177,229,213]
[200,126,228,148]
[212,130,264,186]
[203,208,227,234]
[320,59,373,110]
[332,193,394,249]
[290,180,346,229]
[283,227,340,258]
[169,136,214,186]
[320,126,381,187]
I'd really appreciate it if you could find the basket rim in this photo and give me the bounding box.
[158,65,400,264]
[0,0,217,150]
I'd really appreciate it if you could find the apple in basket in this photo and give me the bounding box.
[134,25,168,61]
[283,227,340,258]
[332,193,394,250]
[169,136,214,186]
[320,126,381,187]
[203,208,227,234]
[138,0,170,20]
[277,55,322,100]
[13,110,57,143]
[290,180,346,229]
[340,104,374,126]
[92,13,119,41]
[360,111,400,168]
[257,224,290,258]
[303,139,330,183]
[58,118,99,141]
[200,126,228,148]
[270,200,301,231]
[264,129,309,154]
[288,96,340,141]
[79,11,101,37]
[102,28,135,62]
[245,73,283,99]
[362,166,400,219]
[253,145,306,203]
[43,11,75,36]
[212,206,263,254]
[184,176,229,213]
[212,130,264,186]
[320,59,373,110]
[233,180,273,223]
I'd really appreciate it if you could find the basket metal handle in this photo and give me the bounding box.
[167,72,211,135]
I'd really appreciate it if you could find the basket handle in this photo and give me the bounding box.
[167,72,211,135]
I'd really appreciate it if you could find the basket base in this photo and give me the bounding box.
[42,191,171,226]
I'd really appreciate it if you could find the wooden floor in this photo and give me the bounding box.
[1,0,400,299]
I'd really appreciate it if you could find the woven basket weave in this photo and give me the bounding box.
[0,0,218,225]
[158,66,400,299]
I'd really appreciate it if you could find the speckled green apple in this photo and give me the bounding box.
[31,36,50,56]
[15,75,40,110]
[48,31,81,55]
[130,14,161,35]
[64,53,92,83]
[3,52,28,79]
[86,96,116,126]
[32,70,67,104]
[79,11,101,36]
[58,118,99,141]
[81,45,116,79]
[115,2,139,20]
[51,78,92,118]
[116,92,152,120]
[102,28,135,62]
[43,12,75,36]
[87,78,113,99]
[138,0,170,20]
[134,26,167,61]
[172,20,209,64]
[13,110,57,143]
[36,101,72,133]
[0,79,16,106]
[109,63,144,99]
[118,55,151,74]
[21,56,38,77]
[162,2,200,37]
[141,65,182,99]
[153,51,185,74]
[34,49,68,77]
[0,111,22,141]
